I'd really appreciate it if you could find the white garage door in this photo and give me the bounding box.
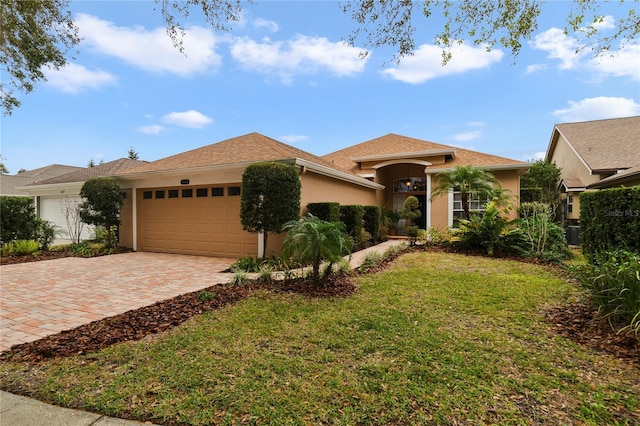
[138,185,257,257]
[39,195,94,241]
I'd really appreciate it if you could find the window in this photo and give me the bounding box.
[155,190,165,199]
[143,191,152,199]
[228,186,241,196]
[168,189,179,198]
[182,188,193,198]
[452,190,490,225]
[567,195,573,213]
[394,177,426,193]
[212,187,224,197]
[196,188,208,197]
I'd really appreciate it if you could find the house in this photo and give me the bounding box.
[0,164,83,196]
[19,159,146,241]
[111,132,529,258]
[544,116,640,226]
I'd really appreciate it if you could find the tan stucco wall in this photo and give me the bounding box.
[300,172,378,213]
[550,135,600,187]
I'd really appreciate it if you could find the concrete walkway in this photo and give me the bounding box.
[0,240,405,426]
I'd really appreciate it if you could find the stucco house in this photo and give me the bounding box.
[1,164,83,196]
[545,116,640,226]
[19,158,146,241]
[110,132,529,258]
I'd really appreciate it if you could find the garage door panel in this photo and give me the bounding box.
[139,186,257,257]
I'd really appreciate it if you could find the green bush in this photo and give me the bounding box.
[518,202,570,262]
[407,225,419,246]
[1,239,40,256]
[363,205,382,243]
[580,186,640,261]
[571,250,640,338]
[339,204,364,248]
[453,200,527,256]
[35,218,57,250]
[307,202,341,222]
[0,196,38,243]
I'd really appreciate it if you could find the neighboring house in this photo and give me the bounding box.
[0,164,83,196]
[19,159,146,241]
[113,132,529,258]
[545,116,640,226]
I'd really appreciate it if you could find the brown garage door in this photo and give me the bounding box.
[138,185,257,257]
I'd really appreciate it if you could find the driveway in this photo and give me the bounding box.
[0,252,236,352]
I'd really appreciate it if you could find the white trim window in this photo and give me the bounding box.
[567,194,573,213]
[452,190,490,225]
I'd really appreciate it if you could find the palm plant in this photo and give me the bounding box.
[431,165,499,221]
[282,215,352,285]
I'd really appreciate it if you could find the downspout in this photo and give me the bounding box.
[425,173,431,229]
[132,187,138,251]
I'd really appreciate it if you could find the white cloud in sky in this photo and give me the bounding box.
[138,125,165,135]
[162,110,213,128]
[75,14,222,76]
[529,17,639,81]
[381,42,503,83]
[253,18,279,32]
[43,62,116,93]
[453,131,482,142]
[279,134,309,143]
[552,96,640,122]
[230,35,368,83]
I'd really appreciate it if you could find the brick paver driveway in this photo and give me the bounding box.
[0,252,236,352]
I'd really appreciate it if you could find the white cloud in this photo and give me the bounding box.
[253,18,279,32]
[279,134,309,143]
[525,63,548,74]
[75,13,222,76]
[524,152,546,161]
[381,42,503,83]
[589,15,616,31]
[530,27,586,70]
[552,96,640,122]
[590,43,640,81]
[43,62,116,93]
[453,131,482,142]
[138,125,165,135]
[162,110,213,128]
[230,35,368,83]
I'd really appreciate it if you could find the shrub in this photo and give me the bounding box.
[34,218,57,250]
[400,196,421,228]
[339,205,364,248]
[231,256,262,273]
[426,227,453,246]
[518,202,570,261]
[231,270,251,286]
[197,290,216,302]
[453,200,527,256]
[358,251,384,273]
[571,250,640,338]
[1,239,40,256]
[307,202,341,222]
[362,205,382,243]
[580,186,640,261]
[407,225,419,246]
[79,177,124,230]
[0,196,37,243]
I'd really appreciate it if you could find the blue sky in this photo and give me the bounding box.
[1,0,639,173]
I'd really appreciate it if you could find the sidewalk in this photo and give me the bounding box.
[0,240,406,425]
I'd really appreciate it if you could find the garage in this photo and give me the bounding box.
[38,195,94,241]
[137,184,257,257]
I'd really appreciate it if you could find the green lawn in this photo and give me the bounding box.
[1,251,638,425]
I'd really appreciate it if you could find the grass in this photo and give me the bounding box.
[1,252,638,425]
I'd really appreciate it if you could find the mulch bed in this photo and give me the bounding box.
[0,248,75,265]
[0,245,637,367]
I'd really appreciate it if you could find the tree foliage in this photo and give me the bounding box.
[1,196,37,242]
[431,165,499,221]
[240,162,301,255]
[1,0,80,115]
[78,177,123,229]
[343,0,639,63]
[520,160,562,209]
[282,215,352,285]
[127,147,140,160]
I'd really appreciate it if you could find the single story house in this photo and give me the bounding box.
[110,132,529,258]
[1,164,83,196]
[19,159,146,241]
[545,116,640,226]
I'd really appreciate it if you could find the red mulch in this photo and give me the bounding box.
[0,245,637,367]
[0,248,75,265]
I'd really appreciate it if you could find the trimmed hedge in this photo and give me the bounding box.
[363,205,382,243]
[339,204,364,246]
[307,202,341,222]
[580,186,640,259]
[1,196,37,243]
